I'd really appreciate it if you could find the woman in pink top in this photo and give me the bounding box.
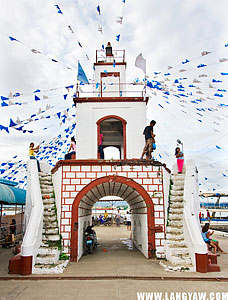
[65,137,76,160]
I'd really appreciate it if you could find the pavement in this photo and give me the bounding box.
[0,226,227,299]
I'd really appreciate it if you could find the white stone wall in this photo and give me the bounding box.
[132,214,148,258]
[75,102,146,159]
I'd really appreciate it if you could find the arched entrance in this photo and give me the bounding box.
[97,115,127,159]
[70,175,156,262]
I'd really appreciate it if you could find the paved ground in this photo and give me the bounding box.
[0,226,227,299]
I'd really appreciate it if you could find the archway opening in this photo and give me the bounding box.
[71,176,155,262]
[103,146,120,159]
[97,116,127,159]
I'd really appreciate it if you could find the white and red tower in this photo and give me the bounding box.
[75,43,147,160]
[52,44,170,262]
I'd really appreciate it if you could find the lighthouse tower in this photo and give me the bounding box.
[75,43,147,159]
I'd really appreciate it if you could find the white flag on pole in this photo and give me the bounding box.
[135,53,146,74]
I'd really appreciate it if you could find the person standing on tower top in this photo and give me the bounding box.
[140,120,156,160]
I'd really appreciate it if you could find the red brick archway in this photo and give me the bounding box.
[70,175,157,262]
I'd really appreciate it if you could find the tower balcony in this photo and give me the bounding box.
[95,49,125,64]
[74,82,149,103]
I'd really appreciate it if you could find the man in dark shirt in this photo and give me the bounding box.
[140,120,156,160]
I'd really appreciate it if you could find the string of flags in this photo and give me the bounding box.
[0,123,76,189]
[1,33,75,72]
[53,3,90,60]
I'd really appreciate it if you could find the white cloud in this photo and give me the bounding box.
[0,0,228,190]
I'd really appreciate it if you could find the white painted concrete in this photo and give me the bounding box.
[162,167,171,226]
[75,102,146,159]
[77,214,92,261]
[22,160,43,267]
[52,166,62,227]
[132,214,148,258]
[183,160,207,270]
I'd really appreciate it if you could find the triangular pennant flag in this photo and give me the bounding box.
[77,61,89,84]
[9,119,17,127]
[35,95,40,101]
[135,53,146,74]
[1,101,8,107]
[201,51,211,56]
[16,117,21,124]
[31,49,41,54]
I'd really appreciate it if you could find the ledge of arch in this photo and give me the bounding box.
[51,159,170,174]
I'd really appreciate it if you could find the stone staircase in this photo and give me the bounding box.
[165,172,193,270]
[33,172,69,274]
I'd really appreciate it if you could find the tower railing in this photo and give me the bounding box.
[75,82,147,98]
[96,50,125,63]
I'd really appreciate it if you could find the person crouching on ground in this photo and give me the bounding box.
[65,137,76,160]
[140,120,156,160]
[175,147,184,173]
[29,142,41,172]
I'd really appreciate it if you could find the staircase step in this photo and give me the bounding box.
[172,174,185,180]
[40,181,53,187]
[169,220,183,228]
[170,196,183,202]
[169,208,183,214]
[169,202,183,209]
[43,203,55,210]
[43,210,56,217]
[42,193,54,199]
[39,172,51,177]
[167,240,186,247]
[169,214,182,220]
[41,187,54,194]
[38,246,59,256]
[36,253,59,265]
[43,221,58,228]
[166,227,183,234]
[43,215,57,223]
[33,260,69,274]
[172,185,184,191]
[169,247,189,256]
[43,228,59,235]
[170,256,192,266]
[43,198,55,204]
[166,233,184,240]
[40,181,53,186]
[170,190,184,197]
[43,234,60,242]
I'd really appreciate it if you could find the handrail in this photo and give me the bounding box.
[21,160,43,261]
[183,160,207,268]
